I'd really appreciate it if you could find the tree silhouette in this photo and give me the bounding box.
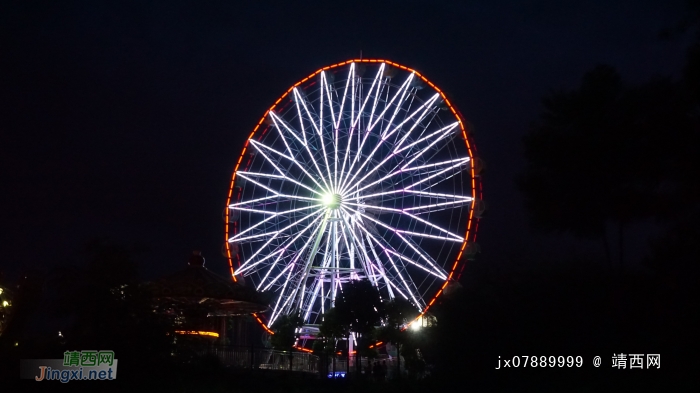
[47,240,174,366]
[335,279,383,337]
[644,15,700,287]
[270,312,303,351]
[376,297,417,346]
[314,307,349,376]
[317,307,349,347]
[377,297,419,378]
[334,279,384,375]
[517,65,694,269]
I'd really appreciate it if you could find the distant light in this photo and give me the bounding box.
[174,330,219,338]
[2,301,8,307]
[0,288,3,294]
[410,316,423,331]
[58,331,63,338]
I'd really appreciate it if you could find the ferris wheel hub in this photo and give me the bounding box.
[323,193,342,209]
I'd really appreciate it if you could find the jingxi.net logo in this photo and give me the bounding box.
[21,350,118,383]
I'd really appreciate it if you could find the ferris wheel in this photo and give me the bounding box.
[224,60,481,329]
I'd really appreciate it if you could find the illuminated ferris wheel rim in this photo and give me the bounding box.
[224,59,481,331]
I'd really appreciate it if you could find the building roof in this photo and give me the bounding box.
[146,252,269,316]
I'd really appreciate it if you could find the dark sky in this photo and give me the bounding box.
[0,0,691,281]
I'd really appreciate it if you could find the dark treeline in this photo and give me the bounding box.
[1,251,696,391]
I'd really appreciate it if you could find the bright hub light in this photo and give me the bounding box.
[323,193,341,209]
[322,194,333,205]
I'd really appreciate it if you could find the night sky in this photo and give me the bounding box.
[0,0,691,281]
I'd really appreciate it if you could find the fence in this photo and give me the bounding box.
[324,355,406,380]
[199,346,319,373]
[191,346,406,379]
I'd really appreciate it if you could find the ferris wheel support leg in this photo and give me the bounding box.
[331,220,338,307]
[349,332,354,369]
[303,250,332,322]
[366,233,395,299]
[338,211,373,284]
[294,209,330,313]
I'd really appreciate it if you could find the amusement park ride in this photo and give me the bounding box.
[223,59,483,351]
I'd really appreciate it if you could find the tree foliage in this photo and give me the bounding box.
[518,64,699,268]
[520,66,637,236]
[318,307,348,340]
[49,240,173,355]
[270,312,303,350]
[334,279,384,337]
[376,297,418,347]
